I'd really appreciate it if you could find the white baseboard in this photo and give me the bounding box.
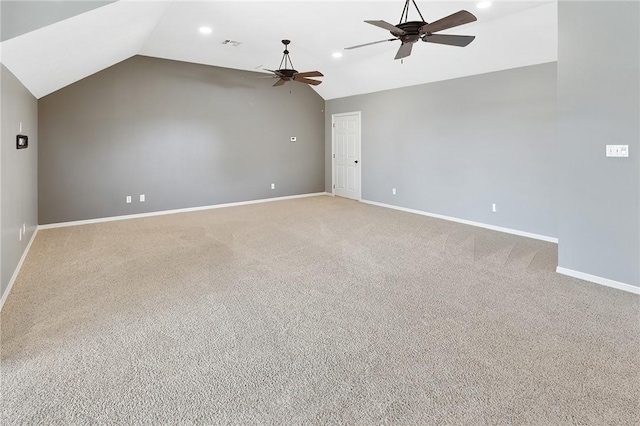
[556,267,640,295]
[0,228,39,312]
[360,199,558,243]
[39,192,331,230]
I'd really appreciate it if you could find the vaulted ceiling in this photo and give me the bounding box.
[0,0,557,100]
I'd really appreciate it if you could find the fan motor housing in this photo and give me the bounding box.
[395,20,428,41]
[276,69,298,79]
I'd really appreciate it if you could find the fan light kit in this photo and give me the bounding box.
[345,0,477,60]
[264,40,324,87]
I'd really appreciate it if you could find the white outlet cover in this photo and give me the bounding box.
[140,194,145,202]
[606,144,629,157]
[126,196,132,203]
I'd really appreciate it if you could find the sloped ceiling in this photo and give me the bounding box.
[0,1,117,42]
[0,0,557,100]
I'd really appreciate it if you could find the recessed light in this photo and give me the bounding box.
[199,26,213,34]
[332,52,343,58]
[477,1,492,9]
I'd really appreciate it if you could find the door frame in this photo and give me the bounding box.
[331,111,362,200]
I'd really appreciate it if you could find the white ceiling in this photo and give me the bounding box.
[0,0,557,100]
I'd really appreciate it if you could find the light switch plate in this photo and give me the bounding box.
[606,145,629,157]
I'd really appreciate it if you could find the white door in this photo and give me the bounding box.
[333,112,361,200]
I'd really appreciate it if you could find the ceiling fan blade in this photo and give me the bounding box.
[423,34,475,47]
[345,38,397,50]
[419,10,477,34]
[394,42,413,60]
[294,77,322,86]
[295,71,323,78]
[365,20,406,36]
[273,79,286,87]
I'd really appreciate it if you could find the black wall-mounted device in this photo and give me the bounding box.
[17,135,28,149]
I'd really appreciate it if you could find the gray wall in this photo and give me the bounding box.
[1,0,115,42]
[1,65,38,299]
[38,55,325,224]
[557,1,640,287]
[326,63,558,238]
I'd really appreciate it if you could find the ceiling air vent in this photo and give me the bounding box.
[221,40,241,47]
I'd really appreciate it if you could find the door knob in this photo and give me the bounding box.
[355,160,359,164]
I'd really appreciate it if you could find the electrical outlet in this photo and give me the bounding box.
[126,196,132,204]
[271,183,275,190]
[392,188,396,195]
[140,194,145,202]
[492,203,497,213]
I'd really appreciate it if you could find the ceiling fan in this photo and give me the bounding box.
[264,40,323,87]
[345,0,477,60]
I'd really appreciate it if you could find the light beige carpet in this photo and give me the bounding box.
[1,195,638,425]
